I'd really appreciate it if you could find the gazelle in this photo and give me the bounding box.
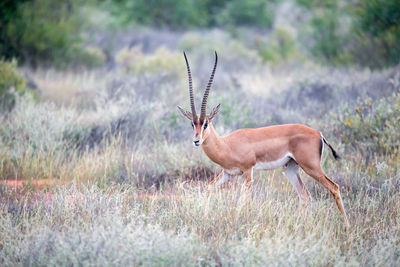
[177,52,349,226]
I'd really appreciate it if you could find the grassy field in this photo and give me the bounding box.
[1,27,400,265]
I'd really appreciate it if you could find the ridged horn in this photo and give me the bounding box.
[200,51,218,120]
[183,52,197,121]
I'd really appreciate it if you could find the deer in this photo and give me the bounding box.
[177,52,350,226]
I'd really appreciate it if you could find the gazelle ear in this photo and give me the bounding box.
[177,106,193,120]
[209,103,221,120]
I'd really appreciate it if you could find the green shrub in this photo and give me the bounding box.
[326,93,400,161]
[80,46,107,68]
[112,0,207,29]
[0,0,28,54]
[0,59,26,110]
[115,46,185,75]
[309,9,347,62]
[215,0,274,28]
[179,30,261,65]
[0,0,99,68]
[297,0,400,68]
[351,0,400,68]
[257,28,299,63]
[299,0,352,65]
[112,0,276,29]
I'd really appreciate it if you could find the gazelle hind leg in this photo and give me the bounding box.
[284,160,312,202]
[299,163,349,227]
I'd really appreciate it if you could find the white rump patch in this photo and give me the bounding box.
[254,153,294,170]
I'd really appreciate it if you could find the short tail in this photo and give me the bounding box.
[322,136,340,160]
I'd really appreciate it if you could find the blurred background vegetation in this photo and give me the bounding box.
[0,0,399,178]
[0,0,398,185]
[0,1,399,265]
[0,0,399,68]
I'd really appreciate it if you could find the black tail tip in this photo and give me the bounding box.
[332,151,341,160]
[322,136,341,160]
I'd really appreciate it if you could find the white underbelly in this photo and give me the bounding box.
[254,153,293,170]
[224,168,243,176]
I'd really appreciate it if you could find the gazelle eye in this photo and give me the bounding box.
[191,122,194,129]
[203,121,208,130]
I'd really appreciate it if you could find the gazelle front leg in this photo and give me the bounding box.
[243,168,254,191]
[206,170,230,193]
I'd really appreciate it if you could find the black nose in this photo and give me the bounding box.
[194,141,200,146]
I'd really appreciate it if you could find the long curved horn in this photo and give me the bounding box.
[200,51,218,120]
[183,52,197,121]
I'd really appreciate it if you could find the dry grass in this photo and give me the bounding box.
[0,31,399,265]
[0,158,399,265]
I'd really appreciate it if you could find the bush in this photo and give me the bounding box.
[0,0,100,68]
[112,0,276,29]
[112,0,207,29]
[215,0,275,28]
[309,9,349,63]
[257,28,299,63]
[0,0,28,56]
[115,46,184,75]
[0,94,84,158]
[179,30,261,69]
[351,0,400,68]
[297,0,352,65]
[326,92,400,161]
[297,0,400,68]
[0,59,26,110]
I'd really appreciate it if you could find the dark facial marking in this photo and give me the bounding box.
[203,120,208,130]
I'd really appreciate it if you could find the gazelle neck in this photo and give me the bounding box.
[201,123,227,165]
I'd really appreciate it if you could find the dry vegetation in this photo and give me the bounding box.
[0,29,399,265]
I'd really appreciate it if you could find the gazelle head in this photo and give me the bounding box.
[177,52,221,147]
